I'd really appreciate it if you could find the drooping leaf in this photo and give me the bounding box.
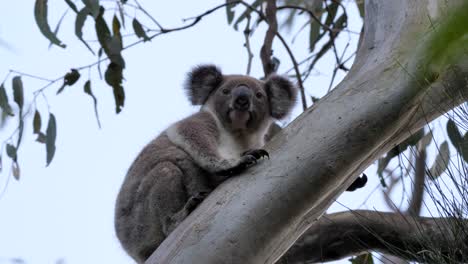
[356,0,365,18]
[233,0,262,31]
[447,119,463,148]
[132,18,150,42]
[57,69,81,94]
[429,141,450,179]
[0,83,14,116]
[12,161,20,180]
[109,15,125,67]
[447,119,468,162]
[12,76,24,110]
[12,76,25,147]
[34,0,66,48]
[95,7,112,55]
[97,48,103,79]
[350,253,374,264]
[83,80,101,128]
[105,62,125,114]
[82,0,100,18]
[49,9,69,49]
[6,144,17,161]
[334,13,348,31]
[75,7,95,54]
[309,21,321,52]
[225,0,236,24]
[64,0,78,13]
[324,1,340,27]
[33,110,42,134]
[46,113,57,166]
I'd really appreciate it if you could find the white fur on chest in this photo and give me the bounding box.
[217,130,244,160]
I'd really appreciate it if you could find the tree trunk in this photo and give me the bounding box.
[146,0,468,263]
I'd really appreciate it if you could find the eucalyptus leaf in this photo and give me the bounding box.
[12,161,20,180]
[105,62,125,113]
[429,141,450,179]
[0,83,14,116]
[46,113,57,166]
[64,0,78,13]
[132,18,150,42]
[57,69,81,94]
[34,0,66,48]
[350,253,374,264]
[6,144,17,161]
[82,0,99,18]
[33,110,42,134]
[75,7,95,54]
[226,0,236,24]
[83,80,101,128]
[12,76,24,110]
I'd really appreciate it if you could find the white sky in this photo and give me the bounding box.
[0,1,454,264]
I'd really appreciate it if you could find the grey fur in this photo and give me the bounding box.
[115,65,297,263]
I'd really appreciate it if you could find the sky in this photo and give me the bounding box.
[0,1,452,264]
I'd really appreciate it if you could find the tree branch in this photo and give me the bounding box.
[278,210,468,263]
[260,0,278,77]
[146,1,468,263]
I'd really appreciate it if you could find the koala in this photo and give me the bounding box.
[114,65,298,263]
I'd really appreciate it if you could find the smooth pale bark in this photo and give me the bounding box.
[278,210,468,263]
[147,0,468,263]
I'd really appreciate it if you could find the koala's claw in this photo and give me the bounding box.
[185,192,209,212]
[242,149,270,160]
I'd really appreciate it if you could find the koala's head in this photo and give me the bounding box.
[185,65,297,133]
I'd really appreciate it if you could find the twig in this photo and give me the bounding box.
[243,15,254,75]
[134,0,164,30]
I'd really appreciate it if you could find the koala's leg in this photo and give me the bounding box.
[149,162,196,236]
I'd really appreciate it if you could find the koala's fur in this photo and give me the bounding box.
[114,65,297,263]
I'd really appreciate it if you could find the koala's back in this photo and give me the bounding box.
[115,132,210,262]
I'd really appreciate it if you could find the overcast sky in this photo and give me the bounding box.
[0,1,440,264]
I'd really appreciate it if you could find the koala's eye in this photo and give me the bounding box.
[255,92,263,99]
[222,88,230,95]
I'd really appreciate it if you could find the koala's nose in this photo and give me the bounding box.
[233,85,251,110]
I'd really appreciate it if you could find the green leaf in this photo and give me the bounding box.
[6,144,17,161]
[109,15,125,67]
[334,13,348,31]
[33,110,42,134]
[46,113,57,166]
[350,253,374,264]
[95,7,112,55]
[429,141,450,179]
[233,0,262,31]
[226,0,236,24]
[75,7,95,54]
[83,80,101,128]
[0,83,14,116]
[105,62,125,114]
[82,0,100,18]
[64,0,78,13]
[309,21,321,52]
[57,69,81,94]
[356,0,365,18]
[447,119,463,148]
[324,1,339,27]
[12,76,24,110]
[34,0,66,48]
[49,10,69,49]
[12,161,20,180]
[132,18,150,42]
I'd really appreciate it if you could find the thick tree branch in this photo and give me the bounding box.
[278,210,468,263]
[146,1,468,263]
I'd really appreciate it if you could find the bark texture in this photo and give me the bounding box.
[278,210,468,263]
[147,0,468,263]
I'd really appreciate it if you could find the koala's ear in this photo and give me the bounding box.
[265,75,297,119]
[184,65,223,105]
